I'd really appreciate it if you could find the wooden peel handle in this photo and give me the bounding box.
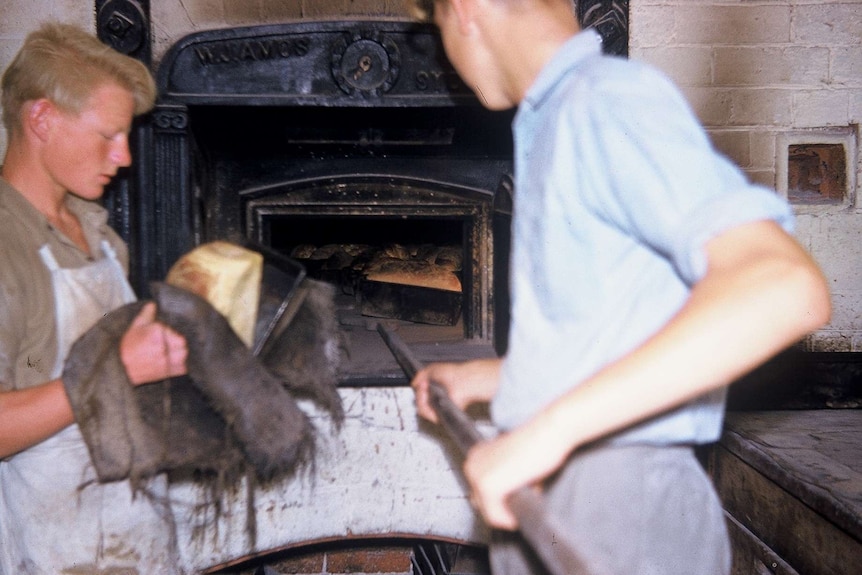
[375,324,593,575]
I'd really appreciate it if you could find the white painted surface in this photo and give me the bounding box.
[170,387,490,571]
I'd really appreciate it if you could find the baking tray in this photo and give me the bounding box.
[359,279,462,326]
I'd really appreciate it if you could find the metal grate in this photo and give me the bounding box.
[411,542,490,575]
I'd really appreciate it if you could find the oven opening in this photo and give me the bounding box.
[267,213,469,332]
[247,195,496,385]
[267,215,465,249]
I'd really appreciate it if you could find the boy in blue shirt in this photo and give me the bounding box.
[409,1,832,573]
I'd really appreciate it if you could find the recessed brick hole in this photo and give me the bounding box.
[787,143,847,204]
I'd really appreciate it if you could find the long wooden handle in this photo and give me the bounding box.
[376,324,593,575]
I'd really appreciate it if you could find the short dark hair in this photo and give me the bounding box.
[409,0,437,22]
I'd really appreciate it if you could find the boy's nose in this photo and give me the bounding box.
[112,135,132,167]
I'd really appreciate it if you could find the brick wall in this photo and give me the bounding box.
[631,1,860,188]
[218,541,415,575]
[630,0,861,351]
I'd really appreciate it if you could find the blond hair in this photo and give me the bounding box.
[1,22,156,135]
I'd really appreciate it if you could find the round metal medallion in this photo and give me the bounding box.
[331,33,401,96]
[97,0,147,56]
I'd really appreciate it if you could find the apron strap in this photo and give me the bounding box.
[38,244,61,272]
[100,239,120,262]
[100,240,137,303]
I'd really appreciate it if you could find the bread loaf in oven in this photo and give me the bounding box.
[364,258,462,292]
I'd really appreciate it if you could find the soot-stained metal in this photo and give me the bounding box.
[97,2,629,364]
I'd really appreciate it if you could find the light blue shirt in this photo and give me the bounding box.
[492,30,793,445]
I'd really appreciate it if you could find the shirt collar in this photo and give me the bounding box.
[522,28,603,111]
[0,177,109,234]
[66,193,109,231]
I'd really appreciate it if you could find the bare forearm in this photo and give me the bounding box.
[0,304,188,459]
[0,380,75,458]
[463,223,831,530]
[412,357,502,422]
[448,357,502,407]
[541,221,831,455]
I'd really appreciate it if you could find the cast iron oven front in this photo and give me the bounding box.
[96,4,630,380]
[137,20,517,368]
[95,6,630,376]
[89,8,630,573]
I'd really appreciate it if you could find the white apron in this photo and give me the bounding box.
[0,241,182,575]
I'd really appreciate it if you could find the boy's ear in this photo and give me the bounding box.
[26,99,56,142]
[448,0,477,34]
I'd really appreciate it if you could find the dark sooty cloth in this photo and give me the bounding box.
[62,281,344,485]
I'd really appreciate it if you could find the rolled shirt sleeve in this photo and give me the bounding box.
[493,33,793,444]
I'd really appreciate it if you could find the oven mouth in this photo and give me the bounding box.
[265,214,469,327]
[240,175,505,385]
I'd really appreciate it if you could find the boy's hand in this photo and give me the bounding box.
[464,413,571,531]
[120,302,188,385]
[410,358,502,423]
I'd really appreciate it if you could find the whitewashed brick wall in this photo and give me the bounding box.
[631,0,862,351]
[0,0,859,349]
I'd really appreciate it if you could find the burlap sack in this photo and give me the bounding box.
[62,281,343,485]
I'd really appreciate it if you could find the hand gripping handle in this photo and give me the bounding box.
[376,324,594,575]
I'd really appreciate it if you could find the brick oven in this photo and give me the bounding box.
[82,2,859,574]
[135,19,516,574]
[91,3,634,574]
[147,18,518,365]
